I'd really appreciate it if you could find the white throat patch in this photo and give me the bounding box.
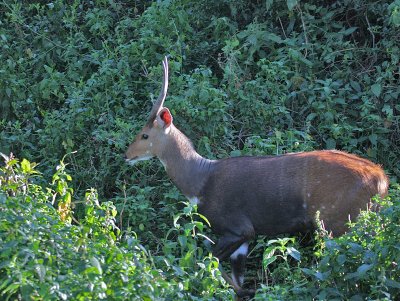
[126,155,153,166]
[159,159,168,170]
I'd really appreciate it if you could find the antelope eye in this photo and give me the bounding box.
[142,134,149,140]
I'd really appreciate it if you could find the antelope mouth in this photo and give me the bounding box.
[125,156,138,165]
[126,155,153,165]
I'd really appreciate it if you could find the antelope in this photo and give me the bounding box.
[125,57,389,298]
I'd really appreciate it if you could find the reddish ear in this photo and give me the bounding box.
[159,108,173,128]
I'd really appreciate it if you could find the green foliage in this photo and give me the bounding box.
[1,0,399,197]
[306,193,400,300]
[0,156,230,300]
[1,0,400,299]
[254,190,400,300]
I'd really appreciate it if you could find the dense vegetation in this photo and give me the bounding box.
[0,155,231,300]
[1,0,399,300]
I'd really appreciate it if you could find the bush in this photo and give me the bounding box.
[1,0,400,299]
[1,0,399,198]
[254,189,400,300]
[0,155,231,300]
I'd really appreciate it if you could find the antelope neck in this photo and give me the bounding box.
[159,126,215,198]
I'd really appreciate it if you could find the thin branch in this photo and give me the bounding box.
[119,181,128,230]
[365,11,376,49]
[278,17,288,39]
[297,4,309,58]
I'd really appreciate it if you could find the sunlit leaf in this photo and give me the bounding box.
[287,247,301,261]
[90,257,103,275]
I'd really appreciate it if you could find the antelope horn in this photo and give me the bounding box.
[148,56,169,122]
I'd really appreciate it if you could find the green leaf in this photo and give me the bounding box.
[21,158,31,174]
[389,2,400,26]
[90,257,103,275]
[288,49,313,66]
[344,264,373,280]
[230,150,241,157]
[287,247,301,261]
[178,235,187,248]
[44,65,53,74]
[326,138,336,149]
[301,268,314,276]
[336,254,346,265]
[386,279,400,289]
[306,113,317,121]
[301,268,331,281]
[333,98,346,105]
[265,33,283,43]
[371,83,382,97]
[263,255,277,268]
[35,264,46,282]
[173,214,181,227]
[314,271,330,281]
[341,27,358,35]
[350,80,361,92]
[356,263,373,276]
[369,133,378,146]
[266,0,274,11]
[2,282,19,295]
[286,0,298,11]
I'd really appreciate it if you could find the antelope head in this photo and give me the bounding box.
[125,57,173,165]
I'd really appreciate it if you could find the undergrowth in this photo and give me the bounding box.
[1,0,400,299]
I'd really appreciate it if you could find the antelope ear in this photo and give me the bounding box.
[155,107,173,129]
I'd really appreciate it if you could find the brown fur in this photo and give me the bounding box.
[126,118,388,297]
[125,57,389,298]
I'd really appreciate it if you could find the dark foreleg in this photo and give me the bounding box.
[230,242,248,288]
[213,217,255,299]
[230,243,255,299]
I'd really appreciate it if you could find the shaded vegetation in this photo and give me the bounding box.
[1,0,399,300]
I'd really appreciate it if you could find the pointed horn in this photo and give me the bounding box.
[148,56,169,122]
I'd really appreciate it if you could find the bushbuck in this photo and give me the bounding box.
[125,57,388,298]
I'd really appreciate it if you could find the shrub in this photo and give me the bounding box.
[1,0,400,299]
[254,189,400,300]
[0,155,231,300]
